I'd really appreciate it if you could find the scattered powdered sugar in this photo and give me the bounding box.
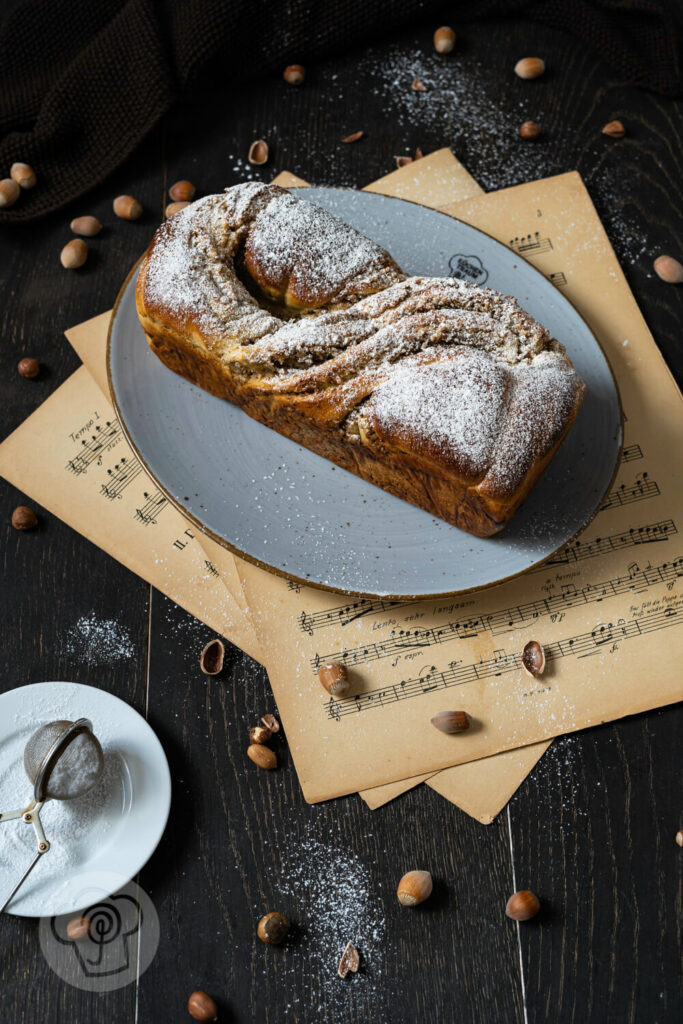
[260,822,389,1015]
[64,612,135,665]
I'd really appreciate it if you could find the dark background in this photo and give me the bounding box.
[0,6,681,1024]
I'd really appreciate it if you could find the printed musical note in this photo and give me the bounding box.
[534,519,677,571]
[548,271,567,287]
[599,473,659,512]
[134,489,168,525]
[324,601,681,719]
[509,232,553,256]
[66,421,120,475]
[621,444,643,464]
[311,557,681,669]
[100,457,142,500]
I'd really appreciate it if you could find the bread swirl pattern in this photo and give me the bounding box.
[136,183,585,536]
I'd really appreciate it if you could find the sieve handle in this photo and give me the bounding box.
[0,846,48,914]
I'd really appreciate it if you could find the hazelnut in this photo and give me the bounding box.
[0,178,21,207]
[200,638,224,675]
[113,195,143,220]
[676,829,683,847]
[261,713,280,733]
[249,724,272,745]
[169,179,196,202]
[602,119,625,139]
[412,78,427,92]
[395,156,413,169]
[166,201,190,218]
[520,120,542,140]
[257,911,289,944]
[433,26,456,53]
[283,64,306,86]
[338,940,360,978]
[514,57,545,80]
[66,916,90,940]
[653,255,683,284]
[248,140,269,165]
[17,357,40,379]
[247,744,276,769]
[397,870,433,906]
[430,710,470,734]
[505,890,541,921]
[60,238,88,269]
[70,215,102,236]
[521,640,546,678]
[187,990,218,1021]
[318,661,350,697]
[11,506,38,530]
[10,162,37,189]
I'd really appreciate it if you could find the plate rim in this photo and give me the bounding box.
[107,186,624,600]
[0,680,172,918]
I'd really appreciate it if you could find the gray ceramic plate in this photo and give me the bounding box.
[108,187,621,598]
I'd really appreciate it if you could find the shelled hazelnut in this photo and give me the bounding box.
[433,26,456,53]
[283,64,306,86]
[17,357,40,379]
[60,239,88,269]
[397,870,433,906]
[247,744,277,769]
[11,506,38,531]
[520,121,542,140]
[653,255,683,284]
[505,890,541,921]
[0,178,21,207]
[431,710,470,733]
[257,911,290,944]
[70,215,102,236]
[261,713,280,732]
[10,162,37,189]
[187,990,218,1020]
[169,179,195,202]
[514,57,545,79]
[113,195,143,220]
[521,640,546,678]
[166,201,190,218]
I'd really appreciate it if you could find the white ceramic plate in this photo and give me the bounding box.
[109,188,622,597]
[0,682,171,917]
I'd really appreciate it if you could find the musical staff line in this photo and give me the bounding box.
[311,557,682,669]
[534,519,677,572]
[134,489,168,525]
[323,602,682,720]
[600,473,659,512]
[66,421,120,475]
[100,457,142,500]
[509,232,553,256]
[621,444,643,464]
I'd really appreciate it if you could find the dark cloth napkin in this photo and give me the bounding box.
[0,0,680,223]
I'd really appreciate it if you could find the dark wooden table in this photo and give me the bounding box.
[1,11,681,1024]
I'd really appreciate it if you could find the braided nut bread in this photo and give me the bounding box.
[135,183,586,537]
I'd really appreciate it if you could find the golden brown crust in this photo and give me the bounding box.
[135,183,586,537]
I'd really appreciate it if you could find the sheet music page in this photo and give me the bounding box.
[236,170,683,803]
[0,366,263,664]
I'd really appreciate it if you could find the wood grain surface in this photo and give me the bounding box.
[0,9,681,1024]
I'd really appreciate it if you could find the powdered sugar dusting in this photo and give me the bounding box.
[64,612,135,665]
[369,350,507,477]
